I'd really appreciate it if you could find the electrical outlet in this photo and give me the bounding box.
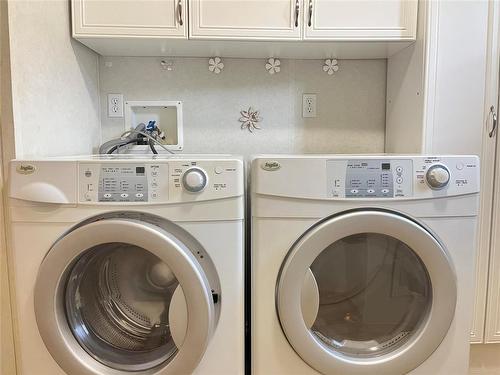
[302,94,317,118]
[108,93,124,118]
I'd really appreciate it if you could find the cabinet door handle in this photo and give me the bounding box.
[178,0,183,26]
[308,0,313,27]
[489,105,497,138]
[294,0,299,27]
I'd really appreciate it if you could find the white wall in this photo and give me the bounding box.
[7,0,100,158]
[99,57,387,156]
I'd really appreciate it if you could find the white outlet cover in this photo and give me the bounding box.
[303,94,317,118]
[108,93,124,118]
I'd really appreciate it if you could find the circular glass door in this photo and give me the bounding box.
[277,210,456,375]
[65,243,180,371]
[309,233,431,357]
[35,217,216,375]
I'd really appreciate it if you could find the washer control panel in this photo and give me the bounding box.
[327,159,414,198]
[78,159,243,204]
[79,163,168,203]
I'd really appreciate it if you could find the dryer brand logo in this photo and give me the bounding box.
[261,161,281,171]
[16,164,36,175]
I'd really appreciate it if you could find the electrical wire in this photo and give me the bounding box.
[106,139,138,154]
[119,129,174,154]
[148,139,158,154]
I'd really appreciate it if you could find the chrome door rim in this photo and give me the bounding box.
[277,209,457,375]
[35,218,214,375]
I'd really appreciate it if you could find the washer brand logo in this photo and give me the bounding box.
[261,161,281,171]
[16,164,36,175]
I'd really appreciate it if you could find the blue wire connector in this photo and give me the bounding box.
[146,120,157,132]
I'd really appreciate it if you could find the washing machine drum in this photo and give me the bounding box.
[277,209,457,375]
[34,213,220,374]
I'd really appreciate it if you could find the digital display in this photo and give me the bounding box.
[381,163,391,170]
[136,166,145,175]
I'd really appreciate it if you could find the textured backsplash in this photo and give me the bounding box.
[99,57,387,156]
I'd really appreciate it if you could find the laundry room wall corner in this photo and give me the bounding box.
[6,0,101,158]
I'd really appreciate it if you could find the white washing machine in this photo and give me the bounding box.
[251,155,480,375]
[8,155,244,375]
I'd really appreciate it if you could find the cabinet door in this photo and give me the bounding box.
[189,0,301,40]
[486,130,500,343]
[471,0,500,344]
[72,0,187,38]
[303,0,418,41]
[480,0,500,345]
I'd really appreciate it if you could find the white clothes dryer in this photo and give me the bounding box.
[8,155,244,375]
[251,155,480,375]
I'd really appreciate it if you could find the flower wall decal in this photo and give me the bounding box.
[266,58,281,74]
[239,107,262,132]
[323,59,339,75]
[208,57,224,74]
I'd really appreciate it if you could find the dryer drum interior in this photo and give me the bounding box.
[306,232,432,357]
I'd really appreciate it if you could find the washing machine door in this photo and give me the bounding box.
[35,217,216,375]
[277,209,456,375]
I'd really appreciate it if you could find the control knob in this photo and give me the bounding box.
[426,164,450,189]
[182,168,208,193]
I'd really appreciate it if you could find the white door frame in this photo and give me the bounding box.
[0,0,16,371]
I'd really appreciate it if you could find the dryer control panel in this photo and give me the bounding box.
[252,155,479,201]
[327,159,414,198]
[325,156,479,199]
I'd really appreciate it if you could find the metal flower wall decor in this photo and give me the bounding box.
[266,58,281,74]
[208,57,224,74]
[323,59,339,75]
[239,107,262,132]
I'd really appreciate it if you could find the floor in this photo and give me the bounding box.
[469,345,500,374]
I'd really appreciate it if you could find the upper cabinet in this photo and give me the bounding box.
[304,0,418,40]
[190,0,301,40]
[72,0,187,38]
[71,0,418,58]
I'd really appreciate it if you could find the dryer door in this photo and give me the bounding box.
[35,217,216,375]
[277,209,456,375]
